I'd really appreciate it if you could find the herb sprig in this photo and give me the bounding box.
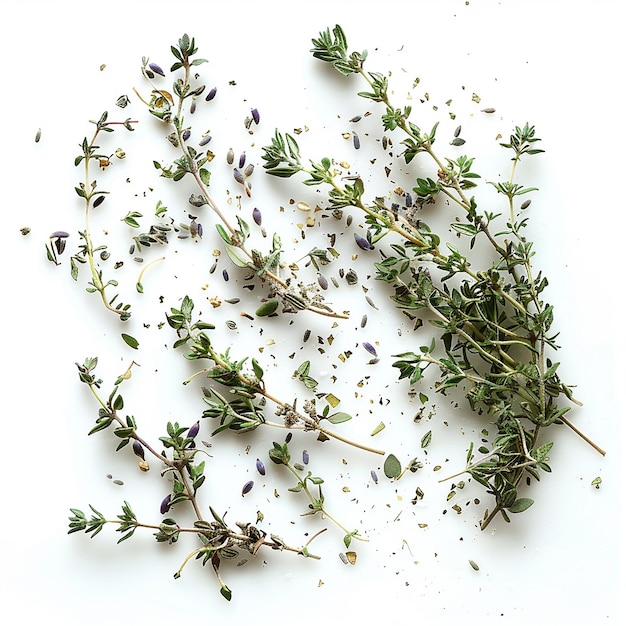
[263,24,605,528]
[72,357,320,600]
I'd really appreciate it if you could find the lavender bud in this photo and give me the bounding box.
[199,134,212,146]
[242,480,254,496]
[188,420,200,439]
[160,494,172,515]
[244,163,255,178]
[251,108,260,124]
[302,450,309,465]
[149,62,165,77]
[317,273,328,290]
[50,230,69,239]
[354,233,374,250]
[53,237,66,255]
[196,222,203,237]
[362,341,378,357]
[132,440,145,460]
[238,152,246,168]
[405,192,414,207]
[226,148,235,165]
[256,458,266,475]
[233,168,245,185]
[252,207,262,225]
[353,132,360,150]
[182,129,191,142]
[205,86,217,101]
[371,470,379,484]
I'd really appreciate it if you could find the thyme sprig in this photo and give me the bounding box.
[263,24,605,528]
[166,296,384,456]
[71,357,320,601]
[133,34,347,319]
[268,440,367,548]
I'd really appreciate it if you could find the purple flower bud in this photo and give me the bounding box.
[252,207,262,225]
[362,342,378,357]
[196,222,203,237]
[233,168,245,185]
[149,62,165,77]
[405,193,414,207]
[238,152,246,168]
[242,480,254,496]
[256,458,266,475]
[199,134,212,146]
[251,108,260,124]
[160,494,172,515]
[371,470,379,484]
[302,450,309,465]
[132,440,145,460]
[188,421,200,439]
[182,129,191,142]
[50,230,69,239]
[205,86,217,101]
[354,233,374,250]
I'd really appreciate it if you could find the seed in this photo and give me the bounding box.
[330,277,339,288]
[205,86,217,101]
[251,108,260,124]
[35,128,41,142]
[112,479,124,486]
[353,132,360,150]
[361,314,367,328]
[365,296,378,309]
[450,138,465,146]
[227,147,235,165]
[370,470,378,484]
[149,62,165,77]
[239,152,246,168]
[226,320,238,330]
[256,458,266,475]
[222,269,229,281]
[244,163,255,178]
[339,553,349,565]
[242,480,254,496]
[469,559,480,571]
[317,273,328,290]
[350,115,362,123]
[303,329,311,343]
[190,99,197,115]
[520,199,531,210]
[252,207,262,225]
[93,195,105,208]
[285,432,293,443]
[454,125,462,138]
[481,107,496,113]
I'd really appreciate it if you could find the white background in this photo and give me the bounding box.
[1,0,623,623]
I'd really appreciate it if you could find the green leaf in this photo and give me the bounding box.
[256,300,279,317]
[224,244,251,268]
[383,453,402,479]
[199,168,211,186]
[121,333,139,349]
[327,412,352,424]
[508,498,534,513]
[421,430,432,448]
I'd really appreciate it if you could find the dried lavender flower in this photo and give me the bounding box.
[251,107,260,124]
[149,62,165,77]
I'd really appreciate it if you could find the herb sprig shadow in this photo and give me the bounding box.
[263,24,605,529]
[70,357,322,600]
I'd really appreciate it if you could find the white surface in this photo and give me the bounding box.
[1,0,623,623]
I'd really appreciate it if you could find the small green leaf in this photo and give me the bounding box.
[256,300,279,317]
[199,168,211,186]
[121,333,139,349]
[421,430,432,448]
[327,412,352,424]
[383,454,402,479]
[508,498,534,513]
